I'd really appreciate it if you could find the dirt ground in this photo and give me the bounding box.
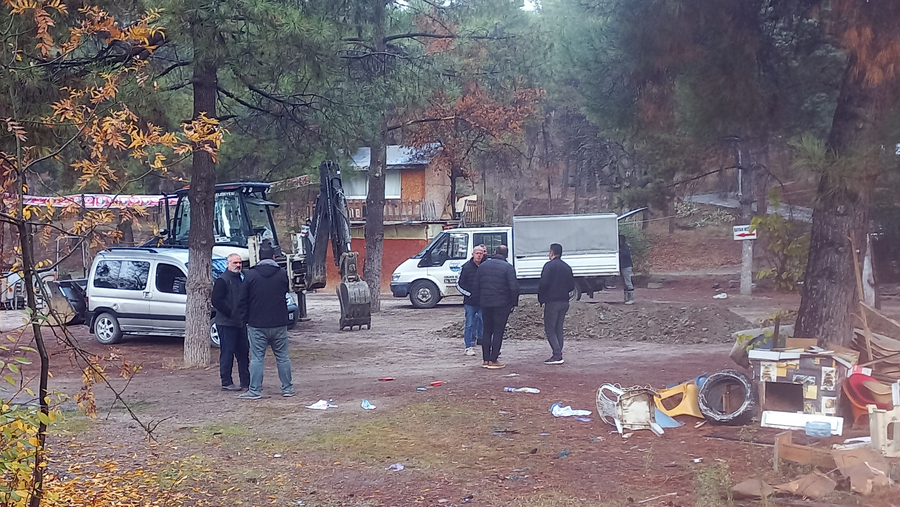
[2,284,892,507]
[4,225,898,507]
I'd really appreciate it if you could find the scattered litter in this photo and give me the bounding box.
[385,463,405,471]
[504,387,540,393]
[378,377,394,381]
[834,436,871,451]
[539,432,551,436]
[501,373,520,377]
[553,450,569,459]
[361,399,376,410]
[506,474,528,480]
[574,417,591,422]
[498,410,509,414]
[416,387,427,391]
[654,408,683,428]
[512,467,531,472]
[430,381,443,386]
[732,479,774,499]
[637,492,677,504]
[694,421,707,429]
[306,400,337,410]
[589,436,604,442]
[597,384,664,436]
[550,402,592,417]
[692,458,703,463]
[273,454,282,458]
[774,471,835,499]
[622,432,633,439]
[712,293,728,299]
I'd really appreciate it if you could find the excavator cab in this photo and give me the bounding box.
[167,182,282,260]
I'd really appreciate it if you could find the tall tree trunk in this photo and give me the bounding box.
[795,59,881,346]
[365,116,387,311]
[363,0,387,312]
[184,41,218,366]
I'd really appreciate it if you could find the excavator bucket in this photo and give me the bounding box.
[337,280,371,330]
[337,252,371,330]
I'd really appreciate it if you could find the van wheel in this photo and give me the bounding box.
[95,312,123,344]
[569,283,582,302]
[410,280,440,308]
[209,319,221,348]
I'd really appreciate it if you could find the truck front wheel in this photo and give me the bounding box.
[410,280,440,308]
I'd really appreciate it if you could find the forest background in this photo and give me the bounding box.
[4,0,900,385]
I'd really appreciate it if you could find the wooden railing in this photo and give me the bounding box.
[463,201,485,225]
[346,199,440,221]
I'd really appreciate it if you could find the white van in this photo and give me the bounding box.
[390,214,621,308]
[87,247,296,345]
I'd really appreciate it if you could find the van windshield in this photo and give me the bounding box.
[412,233,445,259]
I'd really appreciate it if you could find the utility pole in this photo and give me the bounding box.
[728,136,754,296]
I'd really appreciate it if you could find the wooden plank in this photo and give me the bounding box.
[773,431,837,473]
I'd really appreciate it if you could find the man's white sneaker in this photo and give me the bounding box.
[465,347,476,356]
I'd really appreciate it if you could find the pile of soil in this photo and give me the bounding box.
[439,298,751,344]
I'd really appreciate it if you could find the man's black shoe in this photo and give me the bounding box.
[222,384,243,391]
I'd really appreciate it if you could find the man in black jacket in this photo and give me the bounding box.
[211,253,250,391]
[619,235,635,305]
[538,243,574,365]
[236,243,294,399]
[473,245,519,369]
[456,244,486,356]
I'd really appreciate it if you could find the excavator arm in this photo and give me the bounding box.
[303,160,371,330]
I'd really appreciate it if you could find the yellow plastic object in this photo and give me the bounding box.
[868,404,900,458]
[655,381,703,418]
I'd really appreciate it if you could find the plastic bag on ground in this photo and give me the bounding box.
[550,402,592,417]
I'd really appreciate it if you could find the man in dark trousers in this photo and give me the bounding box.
[211,253,250,391]
[473,245,519,369]
[538,243,574,365]
[619,234,635,305]
[456,244,486,356]
[237,243,294,399]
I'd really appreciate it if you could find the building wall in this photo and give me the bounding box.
[424,164,452,219]
[402,169,426,200]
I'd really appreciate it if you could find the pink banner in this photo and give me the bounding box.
[16,194,178,209]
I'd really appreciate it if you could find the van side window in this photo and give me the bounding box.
[473,233,507,255]
[93,260,150,290]
[156,264,187,294]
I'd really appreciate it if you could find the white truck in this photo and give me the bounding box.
[390,213,621,308]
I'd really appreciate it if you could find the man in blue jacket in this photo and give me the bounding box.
[211,253,250,391]
[538,243,574,365]
[473,245,519,369]
[236,243,294,399]
[456,244,486,356]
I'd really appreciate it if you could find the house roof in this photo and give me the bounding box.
[350,144,440,170]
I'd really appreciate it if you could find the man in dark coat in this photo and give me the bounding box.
[211,253,250,391]
[619,234,635,304]
[456,244,486,356]
[538,243,574,365]
[236,243,293,399]
[473,245,519,369]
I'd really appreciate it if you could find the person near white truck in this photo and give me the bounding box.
[390,213,620,308]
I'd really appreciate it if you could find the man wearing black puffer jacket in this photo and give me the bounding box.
[538,243,574,365]
[473,245,519,369]
[236,243,294,399]
[211,253,250,392]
